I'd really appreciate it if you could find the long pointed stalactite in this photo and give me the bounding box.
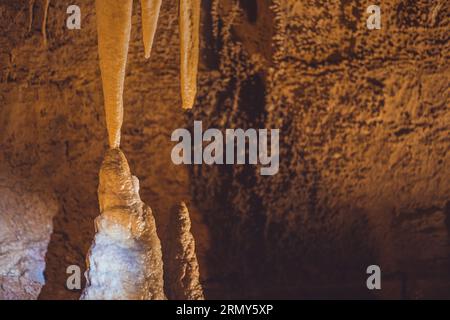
[42,0,50,46]
[179,0,201,109]
[141,0,162,59]
[95,0,133,149]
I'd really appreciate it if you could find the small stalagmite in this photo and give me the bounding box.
[179,0,201,109]
[141,0,162,59]
[81,149,165,300]
[96,0,133,148]
[166,202,204,300]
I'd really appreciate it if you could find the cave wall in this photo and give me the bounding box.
[0,167,58,299]
[192,0,450,299]
[0,0,449,299]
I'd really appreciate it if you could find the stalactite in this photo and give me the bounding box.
[179,0,201,109]
[81,149,166,300]
[28,0,35,32]
[166,202,204,300]
[141,0,162,59]
[42,0,50,45]
[95,0,133,149]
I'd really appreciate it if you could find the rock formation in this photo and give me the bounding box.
[165,202,204,300]
[81,149,165,300]
[179,0,201,109]
[81,1,204,299]
[0,167,58,299]
[141,0,162,59]
[96,0,133,149]
[96,0,201,150]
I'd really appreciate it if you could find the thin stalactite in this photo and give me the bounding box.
[42,0,50,46]
[28,0,35,32]
[141,0,162,59]
[179,0,201,109]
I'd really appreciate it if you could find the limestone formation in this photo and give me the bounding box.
[42,0,49,45]
[95,0,201,146]
[166,202,204,300]
[81,149,165,300]
[141,0,162,59]
[88,0,205,299]
[96,0,133,149]
[179,0,201,109]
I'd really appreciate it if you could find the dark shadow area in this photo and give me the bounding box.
[239,0,258,24]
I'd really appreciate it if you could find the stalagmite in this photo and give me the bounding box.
[81,149,166,300]
[166,202,204,300]
[95,0,133,148]
[141,0,162,59]
[179,0,201,109]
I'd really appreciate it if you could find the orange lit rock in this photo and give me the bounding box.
[179,0,201,109]
[166,202,204,300]
[141,0,162,59]
[95,0,133,149]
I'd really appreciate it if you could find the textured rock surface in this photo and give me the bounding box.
[165,202,204,300]
[81,148,165,300]
[0,166,58,299]
[191,0,450,299]
[0,0,448,299]
[95,0,133,149]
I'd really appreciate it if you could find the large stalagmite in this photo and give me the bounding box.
[96,0,133,148]
[166,202,204,300]
[81,149,165,300]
